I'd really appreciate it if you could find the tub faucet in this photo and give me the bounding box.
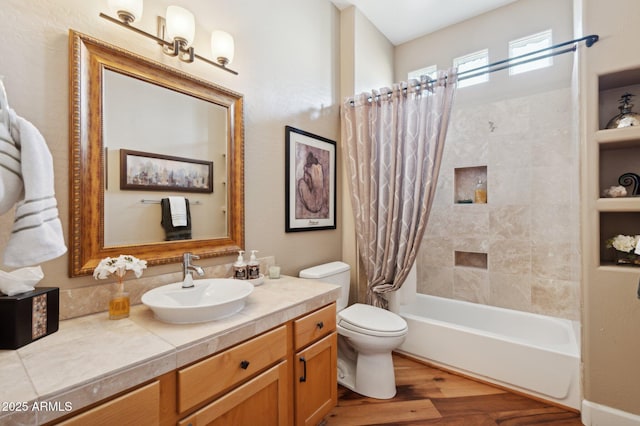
[182,252,204,288]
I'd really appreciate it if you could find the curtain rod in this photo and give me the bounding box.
[348,34,599,105]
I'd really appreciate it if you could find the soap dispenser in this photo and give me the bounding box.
[247,250,260,280]
[233,250,247,280]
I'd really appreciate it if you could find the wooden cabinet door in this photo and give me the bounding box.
[56,381,160,426]
[294,333,337,426]
[178,361,289,426]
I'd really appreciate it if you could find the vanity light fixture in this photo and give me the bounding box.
[99,1,238,75]
[162,5,196,63]
[211,30,235,67]
[107,0,143,24]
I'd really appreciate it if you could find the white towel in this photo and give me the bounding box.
[3,109,67,267]
[0,120,23,215]
[168,196,188,227]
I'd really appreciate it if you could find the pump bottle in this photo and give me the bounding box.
[247,250,260,280]
[233,250,247,280]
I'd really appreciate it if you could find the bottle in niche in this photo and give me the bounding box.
[247,250,260,280]
[474,179,487,203]
[233,250,247,280]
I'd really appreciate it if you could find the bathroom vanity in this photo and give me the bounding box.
[0,276,339,426]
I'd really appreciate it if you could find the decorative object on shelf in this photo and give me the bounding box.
[606,93,640,129]
[101,0,238,75]
[474,179,487,203]
[94,255,147,319]
[601,185,627,198]
[617,172,640,196]
[606,234,640,266]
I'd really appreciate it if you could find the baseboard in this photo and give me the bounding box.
[582,400,640,425]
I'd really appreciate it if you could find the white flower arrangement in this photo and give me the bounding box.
[606,234,640,253]
[93,254,147,284]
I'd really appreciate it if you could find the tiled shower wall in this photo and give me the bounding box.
[417,88,580,320]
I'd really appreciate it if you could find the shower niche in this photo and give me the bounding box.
[454,166,487,204]
[454,251,488,269]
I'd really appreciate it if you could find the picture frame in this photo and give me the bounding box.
[285,126,336,232]
[120,149,213,193]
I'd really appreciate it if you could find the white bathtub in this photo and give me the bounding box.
[396,294,581,410]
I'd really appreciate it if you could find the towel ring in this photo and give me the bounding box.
[0,76,8,128]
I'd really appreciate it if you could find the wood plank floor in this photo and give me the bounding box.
[324,354,583,425]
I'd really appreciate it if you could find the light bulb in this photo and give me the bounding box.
[165,6,195,47]
[211,30,234,66]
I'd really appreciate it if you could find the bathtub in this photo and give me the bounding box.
[396,294,581,410]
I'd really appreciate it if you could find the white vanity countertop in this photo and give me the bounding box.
[0,276,340,425]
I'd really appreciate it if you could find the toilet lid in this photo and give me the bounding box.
[338,303,408,337]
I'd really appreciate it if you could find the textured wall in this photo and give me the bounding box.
[0,0,341,317]
[418,88,580,320]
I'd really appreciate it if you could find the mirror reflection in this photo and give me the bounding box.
[103,70,228,245]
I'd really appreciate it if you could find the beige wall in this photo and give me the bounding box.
[0,0,341,315]
[395,0,574,106]
[339,7,394,304]
[580,0,640,416]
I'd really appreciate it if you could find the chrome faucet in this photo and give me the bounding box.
[182,252,205,288]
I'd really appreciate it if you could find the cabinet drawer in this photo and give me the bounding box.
[177,325,287,413]
[57,381,159,426]
[293,304,336,351]
[178,361,289,426]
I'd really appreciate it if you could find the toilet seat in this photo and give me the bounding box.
[338,303,408,337]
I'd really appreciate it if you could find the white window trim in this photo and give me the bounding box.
[508,30,553,75]
[408,65,437,81]
[453,49,489,88]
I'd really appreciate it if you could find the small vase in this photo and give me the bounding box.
[109,282,130,320]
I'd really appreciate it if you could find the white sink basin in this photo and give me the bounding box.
[141,278,254,324]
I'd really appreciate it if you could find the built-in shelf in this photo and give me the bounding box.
[594,68,640,267]
[596,198,640,211]
[599,212,640,265]
[596,126,640,146]
[597,264,640,274]
[454,251,488,269]
[454,166,487,204]
[598,70,640,130]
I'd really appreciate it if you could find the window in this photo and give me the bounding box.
[453,49,489,88]
[509,30,553,75]
[408,65,437,81]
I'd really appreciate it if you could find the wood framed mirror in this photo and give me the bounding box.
[69,30,244,277]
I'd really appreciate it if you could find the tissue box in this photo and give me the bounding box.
[0,287,59,349]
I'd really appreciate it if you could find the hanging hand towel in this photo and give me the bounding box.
[0,120,23,215]
[160,198,192,240]
[168,196,188,227]
[3,109,67,267]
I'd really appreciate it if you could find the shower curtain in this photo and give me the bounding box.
[342,69,457,309]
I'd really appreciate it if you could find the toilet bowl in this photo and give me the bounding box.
[299,262,408,399]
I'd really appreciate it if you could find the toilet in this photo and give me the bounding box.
[299,261,408,399]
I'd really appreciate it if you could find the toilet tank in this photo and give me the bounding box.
[299,261,350,311]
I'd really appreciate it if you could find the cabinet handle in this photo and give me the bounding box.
[240,360,250,370]
[299,357,307,382]
[316,321,324,330]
